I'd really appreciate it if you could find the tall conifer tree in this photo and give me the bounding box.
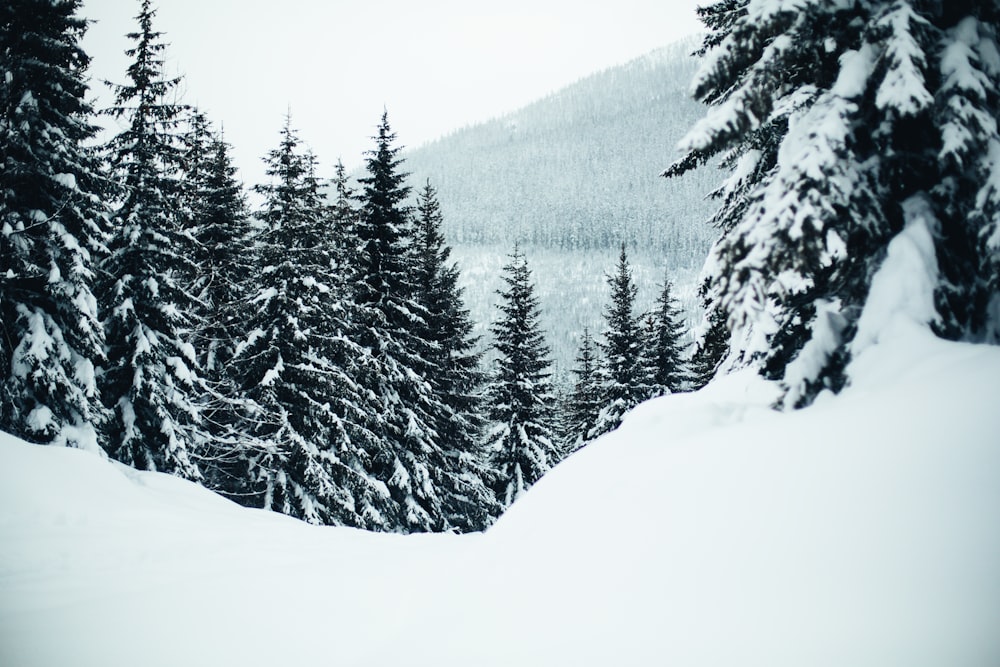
[0,0,108,451]
[412,180,495,530]
[99,0,207,478]
[352,111,455,531]
[228,117,387,526]
[179,118,254,488]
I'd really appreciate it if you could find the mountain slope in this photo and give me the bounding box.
[395,39,719,369]
[404,37,717,256]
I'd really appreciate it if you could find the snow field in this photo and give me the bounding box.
[1,323,999,666]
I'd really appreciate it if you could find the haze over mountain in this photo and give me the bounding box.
[397,38,719,372]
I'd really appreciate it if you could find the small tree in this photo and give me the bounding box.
[642,275,690,396]
[592,244,646,438]
[485,246,557,507]
[562,328,601,452]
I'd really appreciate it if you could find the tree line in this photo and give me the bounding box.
[0,0,699,531]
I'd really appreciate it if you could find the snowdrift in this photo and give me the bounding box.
[2,325,999,666]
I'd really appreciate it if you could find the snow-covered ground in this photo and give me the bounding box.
[2,319,999,666]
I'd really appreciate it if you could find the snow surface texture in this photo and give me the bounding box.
[2,327,999,665]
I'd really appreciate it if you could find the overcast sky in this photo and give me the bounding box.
[80,0,704,188]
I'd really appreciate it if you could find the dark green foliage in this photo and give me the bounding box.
[485,246,557,506]
[562,328,601,452]
[592,244,646,437]
[412,180,496,530]
[99,0,206,478]
[351,112,461,531]
[642,276,690,396]
[229,117,387,526]
[0,0,108,450]
[667,0,1000,407]
[688,293,729,390]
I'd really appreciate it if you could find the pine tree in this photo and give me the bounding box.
[0,0,108,451]
[352,111,459,531]
[229,117,387,526]
[411,180,496,530]
[666,0,1000,407]
[642,275,689,396]
[592,244,646,437]
[98,0,207,478]
[485,245,557,507]
[562,328,601,453]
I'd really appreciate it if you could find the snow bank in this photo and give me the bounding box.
[2,329,999,666]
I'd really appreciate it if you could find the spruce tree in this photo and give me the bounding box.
[412,180,496,530]
[687,296,729,390]
[186,125,250,373]
[485,246,557,507]
[99,0,207,478]
[642,276,689,396]
[667,0,1000,407]
[180,119,254,489]
[562,328,601,452]
[352,111,457,531]
[0,0,108,451]
[229,117,387,526]
[592,244,646,438]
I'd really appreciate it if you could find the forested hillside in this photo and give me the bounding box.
[405,39,716,254]
[401,39,719,370]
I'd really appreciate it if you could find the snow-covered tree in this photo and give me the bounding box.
[99,0,207,478]
[351,111,460,531]
[411,180,496,530]
[183,121,250,373]
[592,244,646,437]
[176,116,255,487]
[666,0,1000,407]
[562,328,601,453]
[327,158,359,279]
[687,296,729,390]
[641,275,690,396]
[229,117,388,526]
[0,0,108,451]
[485,246,557,507]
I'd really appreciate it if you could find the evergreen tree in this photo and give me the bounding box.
[352,111,456,531]
[592,244,645,437]
[641,275,689,396]
[485,246,557,507]
[687,295,729,390]
[412,180,496,530]
[328,159,359,278]
[229,117,387,526]
[99,0,207,478]
[0,0,108,451]
[666,0,1000,407]
[562,328,601,453]
[180,118,254,489]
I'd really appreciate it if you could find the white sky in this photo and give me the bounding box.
[80,0,704,188]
